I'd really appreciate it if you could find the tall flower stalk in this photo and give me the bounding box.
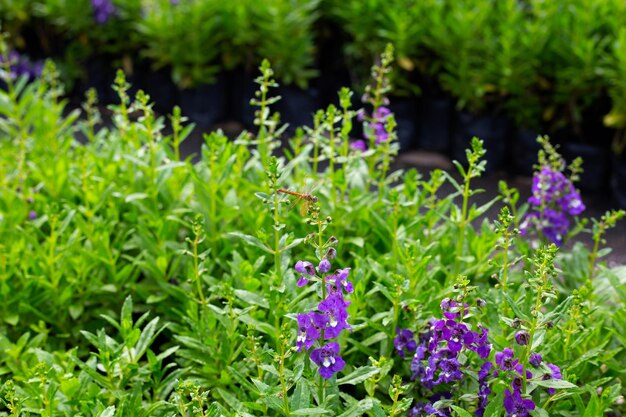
[292,198,353,405]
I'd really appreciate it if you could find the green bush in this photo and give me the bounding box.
[0,46,625,415]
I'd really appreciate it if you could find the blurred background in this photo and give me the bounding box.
[2,0,626,213]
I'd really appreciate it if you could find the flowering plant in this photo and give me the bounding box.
[0,46,625,417]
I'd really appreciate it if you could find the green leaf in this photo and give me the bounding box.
[291,408,333,415]
[69,304,84,320]
[228,232,273,254]
[336,366,380,385]
[234,289,269,308]
[533,379,577,389]
[125,193,149,202]
[98,406,116,417]
[583,391,600,417]
[451,405,473,417]
[484,391,503,417]
[291,379,311,410]
[337,398,374,417]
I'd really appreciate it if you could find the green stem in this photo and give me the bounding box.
[454,170,472,276]
[588,235,601,280]
[274,189,282,282]
[378,141,390,203]
[193,235,205,305]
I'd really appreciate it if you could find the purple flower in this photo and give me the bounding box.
[295,260,315,286]
[394,327,417,358]
[334,268,353,293]
[529,353,542,368]
[318,293,350,339]
[495,348,516,372]
[295,313,326,352]
[359,105,394,147]
[28,210,37,220]
[543,363,562,395]
[318,258,331,273]
[351,139,367,151]
[0,50,43,80]
[295,260,315,275]
[514,331,530,346]
[477,362,493,416]
[410,304,491,391]
[503,389,535,417]
[373,106,391,120]
[91,0,116,24]
[310,342,345,379]
[440,298,468,320]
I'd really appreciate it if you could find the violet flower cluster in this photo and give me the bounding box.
[403,298,492,416]
[491,346,561,417]
[91,0,117,24]
[398,298,566,417]
[352,106,393,151]
[295,253,352,379]
[520,165,585,246]
[0,51,43,81]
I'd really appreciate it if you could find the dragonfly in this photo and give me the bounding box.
[277,182,322,216]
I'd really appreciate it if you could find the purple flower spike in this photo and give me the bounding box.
[310,342,345,379]
[503,389,535,417]
[295,260,315,276]
[394,328,417,358]
[521,165,585,246]
[529,352,542,368]
[318,258,331,273]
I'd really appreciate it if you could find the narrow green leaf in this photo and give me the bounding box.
[451,405,473,417]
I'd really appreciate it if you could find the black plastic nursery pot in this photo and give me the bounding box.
[452,111,510,172]
[509,129,541,177]
[388,97,419,151]
[179,74,228,129]
[562,142,611,192]
[276,85,321,132]
[611,154,626,209]
[416,97,453,153]
[226,68,256,129]
[138,65,178,115]
[77,57,117,104]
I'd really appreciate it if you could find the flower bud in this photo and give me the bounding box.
[476,298,487,308]
[616,396,624,405]
[318,258,331,274]
[512,318,522,329]
[529,352,542,368]
[326,247,337,260]
[515,331,530,346]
